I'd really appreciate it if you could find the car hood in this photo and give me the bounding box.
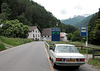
[54,53,85,58]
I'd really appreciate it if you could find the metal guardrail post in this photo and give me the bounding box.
[81,46,83,50]
[92,48,94,59]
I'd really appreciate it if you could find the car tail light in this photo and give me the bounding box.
[56,58,65,61]
[80,59,85,61]
[76,59,85,61]
[56,58,61,61]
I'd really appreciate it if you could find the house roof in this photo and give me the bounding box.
[42,28,51,36]
[29,26,37,31]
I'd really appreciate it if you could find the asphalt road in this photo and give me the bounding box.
[53,64,99,71]
[0,41,99,71]
[0,41,51,71]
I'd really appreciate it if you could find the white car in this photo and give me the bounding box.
[49,44,85,68]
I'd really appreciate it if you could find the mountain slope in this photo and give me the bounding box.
[74,15,93,28]
[61,16,86,25]
[61,15,93,28]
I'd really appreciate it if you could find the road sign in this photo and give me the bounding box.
[80,26,88,60]
[80,26,87,36]
[51,28,60,41]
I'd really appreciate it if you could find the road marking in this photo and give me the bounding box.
[44,44,54,71]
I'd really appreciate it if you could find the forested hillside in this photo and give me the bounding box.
[0,0,59,31]
[88,9,100,45]
[0,0,77,34]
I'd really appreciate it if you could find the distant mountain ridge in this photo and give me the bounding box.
[73,15,93,28]
[61,14,93,28]
[61,15,86,25]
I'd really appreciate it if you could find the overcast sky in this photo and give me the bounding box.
[33,0,100,20]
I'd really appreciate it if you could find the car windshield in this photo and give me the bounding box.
[55,46,79,53]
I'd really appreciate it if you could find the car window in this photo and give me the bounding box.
[55,46,79,53]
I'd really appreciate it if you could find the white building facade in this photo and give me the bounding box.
[60,32,67,41]
[41,28,51,41]
[28,26,41,40]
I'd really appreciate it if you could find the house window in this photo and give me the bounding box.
[33,34,34,37]
[36,34,37,37]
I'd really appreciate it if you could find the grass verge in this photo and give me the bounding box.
[0,43,6,51]
[0,36,33,46]
[88,58,100,69]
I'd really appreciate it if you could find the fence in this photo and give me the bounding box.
[92,48,100,59]
[76,46,100,59]
[45,42,100,59]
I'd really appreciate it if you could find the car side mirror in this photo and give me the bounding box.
[49,45,55,51]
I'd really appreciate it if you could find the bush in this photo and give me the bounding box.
[72,30,81,41]
[0,43,6,51]
[67,33,73,41]
[1,19,29,38]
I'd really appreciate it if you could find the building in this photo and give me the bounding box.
[28,26,41,40]
[60,32,67,41]
[41,28,67,41]
[41,28,51,41]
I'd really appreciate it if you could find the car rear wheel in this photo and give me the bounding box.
[49,56,51,60]
[52,61,57,68]
[75,66,80,69]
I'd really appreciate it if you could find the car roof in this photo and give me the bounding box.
[55,44,75,47]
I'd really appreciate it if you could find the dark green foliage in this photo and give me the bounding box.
[67,31,81,41]
[0,27,3,35]
[1,19,29,38]
[65,25,78,33]
[88,9,100,45]
[0,3,11,21]
[0,0,58,30]
[0,43,6,51]
[72,31,81,41]
[17,13,32,25]
[60,23,77,33]
[0,0,3,13]
[0,0,77,33]
[67,33,73,41]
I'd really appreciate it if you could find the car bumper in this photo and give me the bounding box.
[55,62,85,66]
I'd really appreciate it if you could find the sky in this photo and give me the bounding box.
[33,0,100,20]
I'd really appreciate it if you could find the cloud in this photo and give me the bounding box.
[60,9,67,15]
[74,4,83,10]
[33,0,100,20]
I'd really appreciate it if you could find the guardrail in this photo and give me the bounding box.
[44,41,50,51]
[76,46,100,59]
